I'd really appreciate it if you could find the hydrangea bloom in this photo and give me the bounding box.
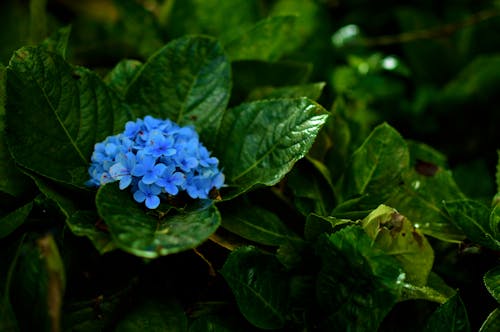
[87,116,224,209]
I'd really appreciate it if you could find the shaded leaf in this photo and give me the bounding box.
[341,123,410,202]
[10,234,65,332]
[497,150,500,194]
[407,140,448,168]
[220,200,301,246]
[423,293,471,332]
[444,199,500,250]
[220,246,289,329]
[215,98,328,197]
[387,168,465,243]
[115,299,187,332]
[0,201,32,239]
[484,266,500,304]
[104,59,142,97]
[40,25,71,60]
[6,46,126,187]
[225,16,298,62]
[125,35,231,148]
[480,308,500,332]
[304,213,356,241]
[316,226,403,331]
[96,183,221,258]
[247,82,325,101]
[189,314,257,332]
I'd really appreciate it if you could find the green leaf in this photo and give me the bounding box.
[225,16,298,62]
[125,35,231,148]
[341,123,410,202]
[491,205,500,239]
[400,272,456,304]
[96,183,221,258]
[0,63,32,197]
[304,213,356,241]
[6,46,126,187]
[407,140,448,168]
[40,25,71,60]
[362,205,434,286]
[104,59,142,97]
[287,161,335,216]
[215,98,328,197]
[387,168,465,243]
[189,314,257,332]
[114,299,187,332]
[496,150,500,194]
[30,174,115,254]
[220,246,289,329]
[423,293,471,332]
[444,199,500,250]
[10,234,65,332]
[246,82,325,101]
[480,308,500,332]
[220,200,301,246]
[484,266,500,303]
[316,226,403,331]
[0,201,32,239]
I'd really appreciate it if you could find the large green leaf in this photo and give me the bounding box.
[40,26,71,60]
[225,16,298,62]
[246,82,325,102]
[5,46,126,187]
[220,246,289,329]
[480,308,500,332]
[423,293,471,332]
[104,59,142,97]
[215,97,328,197]
[444,199,500,250]
[316,226,403,331]
[400,272,456,304]
[10,234,65,332]
[304,213,356,241]
[341,123,410,202]
[0,201,32,239]
[362,204,434,286]
[96,183,221,258]
[484,266,500,304]
[220,200,301,246]
[125,35,231,149]
[387,168,465,243]
[114,299,187,332]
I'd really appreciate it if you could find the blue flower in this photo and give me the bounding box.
[87,115,225,209]
[156,165,185,195]
[133,181,162,209]
[132,155,166,184]
[109,152,136,189]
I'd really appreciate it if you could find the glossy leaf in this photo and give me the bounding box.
[316,226,403,331]
[400,272,456,304]
[125,35,231,148]
[480,308,500,332]
[220,201,301,246]
[444,199,500,250]
[0,201,32,239]
[225,16,298,62]
[215,98,328,197]
[341,123,410,202]
[6,46,126,187]
[362,205,434,286]
[484,266,500,304]
[96,183,221,258]
[114,299,187,332]
[423,293,471,332]
[220,246,289,329]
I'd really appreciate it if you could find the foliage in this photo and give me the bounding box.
[1,0,500,331]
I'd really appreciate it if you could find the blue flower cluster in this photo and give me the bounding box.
[87,116,224,209]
